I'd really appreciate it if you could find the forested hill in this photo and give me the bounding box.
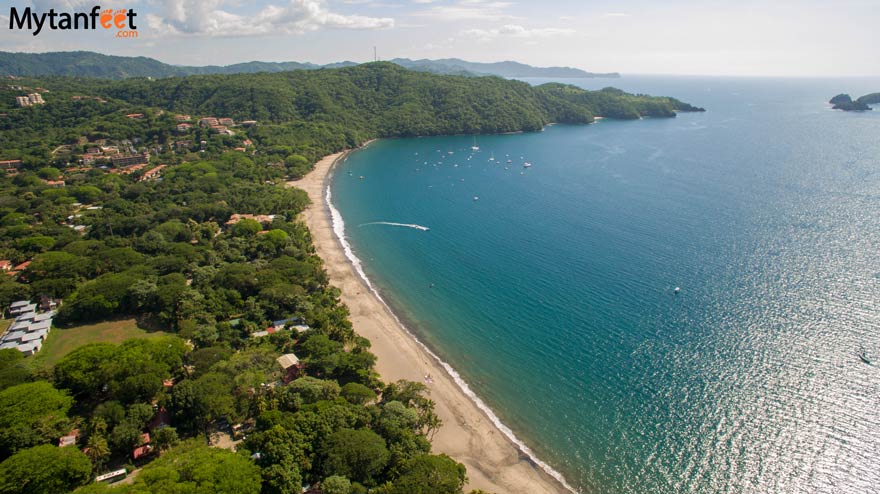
[390,58,619,78]
[31,62,701,139]
[829,92,878,111]
[0,51,336,79]
[0,50,616,80]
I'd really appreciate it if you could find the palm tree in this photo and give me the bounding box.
[85,434,111,472]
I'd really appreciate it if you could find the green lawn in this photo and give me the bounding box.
[31,319,171,368]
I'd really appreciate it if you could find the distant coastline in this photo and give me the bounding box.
[0,50,618,80]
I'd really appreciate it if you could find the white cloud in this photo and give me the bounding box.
[27,0,131,8]
[146,0,394,37]
[410,0,516,21]
[462,24,574,41]
[601,12,628,17]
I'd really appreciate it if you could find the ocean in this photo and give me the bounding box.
[329,76,880,493]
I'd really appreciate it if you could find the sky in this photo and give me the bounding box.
[1,0,879,76]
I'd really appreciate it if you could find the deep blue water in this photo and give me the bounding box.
[330,76,880,494]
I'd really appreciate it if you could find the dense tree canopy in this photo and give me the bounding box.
[0,445,92,494]
[0,382,73,458]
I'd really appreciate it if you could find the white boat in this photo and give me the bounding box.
[523,162,532,168]
[489,152,495,161]
[473,196,479,201]
[471,136,480,151]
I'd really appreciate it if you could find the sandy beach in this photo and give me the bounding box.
[289,146,574,494]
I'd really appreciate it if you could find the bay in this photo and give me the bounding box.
[331,76,880,493]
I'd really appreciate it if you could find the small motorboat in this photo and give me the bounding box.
[857,347,871,365]
[473,196,479,201]
[674,287,681,294]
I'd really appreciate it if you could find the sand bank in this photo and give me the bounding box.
[288,145,575,494]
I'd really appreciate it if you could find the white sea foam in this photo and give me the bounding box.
[325,163,578,494]
[360,221,430,231]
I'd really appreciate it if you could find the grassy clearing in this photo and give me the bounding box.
[31,319,171,368]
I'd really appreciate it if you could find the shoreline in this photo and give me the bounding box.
[289,142,577,494]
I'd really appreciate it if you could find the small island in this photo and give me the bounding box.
[829,93,876,111]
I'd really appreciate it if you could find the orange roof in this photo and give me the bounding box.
[13,261,30,271]
[132,445,151,459]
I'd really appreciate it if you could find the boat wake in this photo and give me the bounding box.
[360,221,430,231]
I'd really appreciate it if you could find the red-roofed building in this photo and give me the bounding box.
[132,445,151,459]
[65,166,92,174]
[132,433,152,459]
[176,123,192,133]
[0,260,11,271]
[126,113,145,119]
[58,429,79,447]
[175,114,191,122]
[13,261,30,271]
[199,117,219,127]
[140,165,166,181]
[110,163,149,175]
[82,153,104,165]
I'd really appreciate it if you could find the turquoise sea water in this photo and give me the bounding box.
[330,76,880,494]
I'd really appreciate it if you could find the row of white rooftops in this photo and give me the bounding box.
[2,301,55,355]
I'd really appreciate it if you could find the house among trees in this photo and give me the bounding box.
[58,429,79,447]
[132,433,152,460]
[140,165,167,181]
[276,353,304,383]
[226,213,275,226]
[0,159,21,175]
[110,153,150,168]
